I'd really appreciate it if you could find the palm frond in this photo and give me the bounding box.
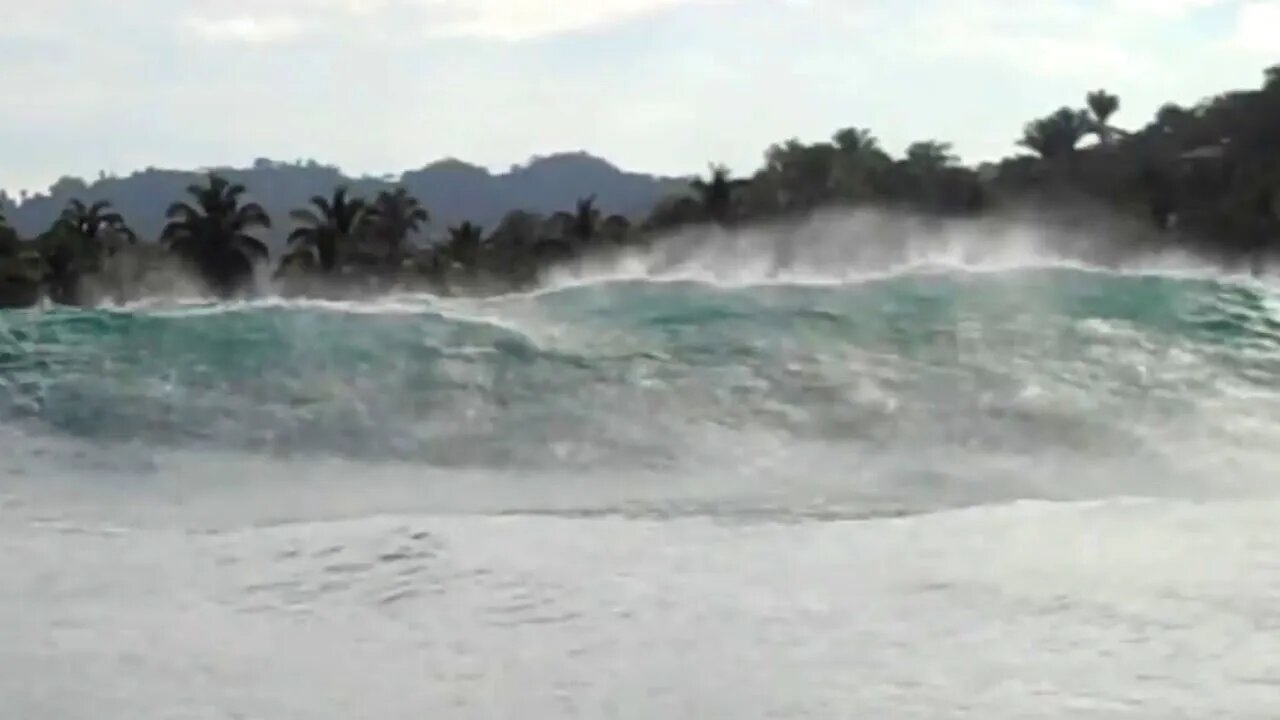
[165,230,201,252]
[165,202,200,221]
[336,198,366,234]
[287,227,315,246]
[235,235,270,260]
[160,220,196,239]
[236,202,272,229]
[222,183,248,203]
[310,195,333,218]
[277,247,317,274]
[290,209,323,227]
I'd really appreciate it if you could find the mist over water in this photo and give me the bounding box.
[4,210,1280,718]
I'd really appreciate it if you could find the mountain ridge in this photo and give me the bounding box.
[0,152,689,250]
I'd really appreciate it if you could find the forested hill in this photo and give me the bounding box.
[0,152,686,250]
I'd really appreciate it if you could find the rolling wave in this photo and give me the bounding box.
[6,218,1280,720]
[3,255,1280,522]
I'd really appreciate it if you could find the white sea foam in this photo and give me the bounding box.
[5,225,1280,717]
[2,494,1279,719]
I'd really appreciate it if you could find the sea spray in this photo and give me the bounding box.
[6,221,1280,719]
[3,254,1280,518]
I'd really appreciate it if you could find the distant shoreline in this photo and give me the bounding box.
[2,65,1277,309]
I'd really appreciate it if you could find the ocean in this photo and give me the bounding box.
[3,221,1279,718]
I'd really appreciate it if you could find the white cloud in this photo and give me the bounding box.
[914,1,1152,79]
[907,0,1274,81]
[1112,0,1224,18]
[1235,1,1280,52]
[418,0,725,40]
[183,15,307,44]
[0,0,1272,193]
[2,0,726,43]
[170,0,727,43]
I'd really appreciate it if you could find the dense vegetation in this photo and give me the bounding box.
[0,153,681,248]
[1,66,1278,307]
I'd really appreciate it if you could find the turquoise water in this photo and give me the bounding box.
[3,266,1280,516]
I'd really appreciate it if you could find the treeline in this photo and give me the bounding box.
[0,153,683,248]
[1,65,1277,306]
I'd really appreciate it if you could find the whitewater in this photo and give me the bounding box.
[3,215,1280,718]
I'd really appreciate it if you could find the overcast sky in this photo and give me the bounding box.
[0,0,1274,193]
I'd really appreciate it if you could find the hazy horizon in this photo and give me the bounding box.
[2,0,1274,195]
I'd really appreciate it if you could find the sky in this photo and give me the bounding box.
[0,0,1275,194]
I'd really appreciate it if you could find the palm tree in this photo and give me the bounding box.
[60,199,134,243]
[285,187,366,272]
[833,127,883,157]
[691,164,749,225]
[490,210,542,249]
[568,195,600,245]
[1019,108,1093,160]
[600,214,631,244]
[830,127,891,200]
[903,141,958,174]
[444,222,484,270]
[0,210,19,257]
[642,195,704,233]
[161,174,271,295]
[364,187,429,264]
[1148,103,1194,140]
[763,141,840,210]
[891,141,963,211]
[1086,90,1121,143]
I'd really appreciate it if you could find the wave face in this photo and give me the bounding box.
[4,262,1280,518]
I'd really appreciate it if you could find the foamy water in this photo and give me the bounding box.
[3,216,1280,717]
